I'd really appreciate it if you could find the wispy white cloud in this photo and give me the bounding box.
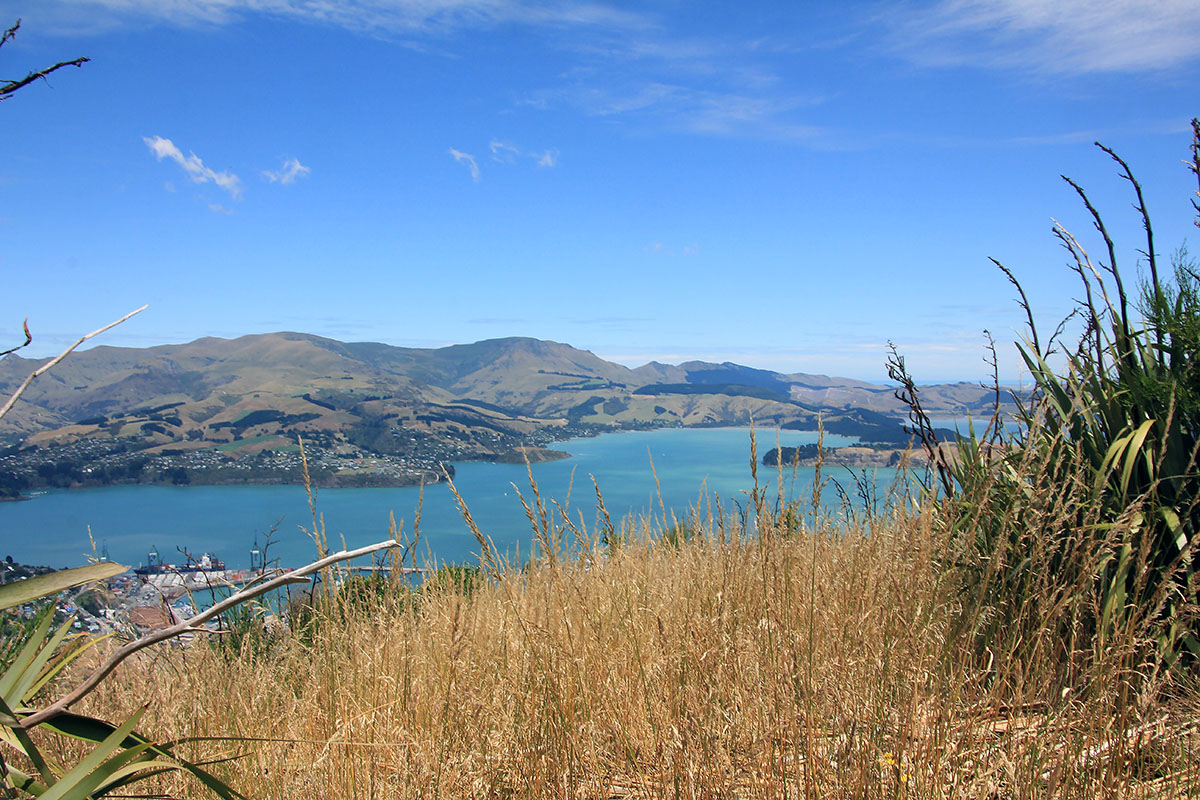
[489,140,520,163]
[143,135,242,199]
[686,92,826,140]
[507,12,844,145]
[49,1,836,145]
[57,2,840,147]
[891,0,1200,74]
[40,0,652,38]
[262,157,311,184]
[449,148,481,181]
[526,81,829,143]
[489,140,560,167]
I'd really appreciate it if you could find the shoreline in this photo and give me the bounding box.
[4,422,906,497]
[4,469,454,495]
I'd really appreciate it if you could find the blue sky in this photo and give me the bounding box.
[1,1,1197,382]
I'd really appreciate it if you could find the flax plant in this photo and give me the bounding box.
[894,121,1200,680]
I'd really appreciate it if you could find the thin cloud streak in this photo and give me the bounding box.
[52,1,838,146]
[449,148,481,181]
[44,0,653,38]
[143,135,242,199]
[489,140,559,167]
[489,140,520,162]
[262,157,311,184]
[525,82,832,144]
[892,0,1200,74]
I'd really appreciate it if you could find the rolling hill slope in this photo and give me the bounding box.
[0,333,1005,489]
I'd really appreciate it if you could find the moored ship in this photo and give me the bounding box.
[133,547,237,589]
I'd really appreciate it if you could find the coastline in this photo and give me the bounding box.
[4,466,456,494]
[3,420,908,496]
[0,426,900,571]
[487,446,572,465]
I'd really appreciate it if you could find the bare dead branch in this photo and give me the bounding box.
[1,20,18,49]
[0,306,148,422]
[21,537,401,728]
[0,18,90,102]
[0,318,31,357]
[0,57,91,100]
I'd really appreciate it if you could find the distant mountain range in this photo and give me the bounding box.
[0,334,1004,489]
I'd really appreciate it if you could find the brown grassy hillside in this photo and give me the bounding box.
[74,475,1199,799]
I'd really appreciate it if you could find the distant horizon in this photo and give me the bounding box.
[3,325,1023,387]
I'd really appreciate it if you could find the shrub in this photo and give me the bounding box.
[892,120,1200,679]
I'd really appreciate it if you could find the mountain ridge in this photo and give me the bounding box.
[0,333,1002,492]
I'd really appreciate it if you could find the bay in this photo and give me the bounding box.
[0,427,880,570]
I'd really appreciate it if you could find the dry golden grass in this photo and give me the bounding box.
[69,473,1199,800]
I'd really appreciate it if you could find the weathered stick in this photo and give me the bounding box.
[0,305,148,421]
[21,537,400,728]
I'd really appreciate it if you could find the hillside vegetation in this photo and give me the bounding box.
[0,334,998,490]
[74,471,1199,798]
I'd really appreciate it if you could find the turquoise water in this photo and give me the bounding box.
[0,427,884,570]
